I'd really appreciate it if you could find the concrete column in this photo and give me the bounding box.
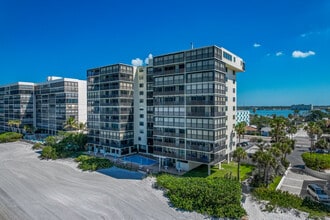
[218,162,222,169]
[208,164,210,176]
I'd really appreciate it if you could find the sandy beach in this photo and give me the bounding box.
[0,142,205,220]
[0,141,326,220]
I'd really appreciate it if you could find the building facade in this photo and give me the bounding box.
[87,45,245,172]
[0,77,86,134]
[149,46,245,171]
[236,110,250,125]
[87,64,135,156]
[34,76,87,134]
[0,82,35,132]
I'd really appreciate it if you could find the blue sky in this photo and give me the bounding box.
[0,0,329,106]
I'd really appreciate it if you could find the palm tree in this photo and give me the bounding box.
[7,119,21,132]
[232,147,247,182]
[270,116,287,143]
[78,122,87,133]
[274,139,294,161]
[235,121,247,144]
[304,122,323,151]
[64,117,78,131]
[287,124,297,140]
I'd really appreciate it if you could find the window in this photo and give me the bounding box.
[139,91,144,95]
[233,97,236,102]
[139,83,144,88]
[140,99,144,103]
[140,114,144,118]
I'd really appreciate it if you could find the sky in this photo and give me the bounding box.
[0,0,329,106]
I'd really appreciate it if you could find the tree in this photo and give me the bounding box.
[315,138,329,150]
[7,119,21,132]
[270,116,287,143]
[304,122,323,151]
[64,117,78,131]
[232,147,247,182]
[274,140,291,161]
[287,124,297,139]
[78,122,87,133]
[235,121,247,144]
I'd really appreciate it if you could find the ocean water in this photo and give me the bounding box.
[249,110,309,117]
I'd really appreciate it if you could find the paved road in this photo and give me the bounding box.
[280,130,330,199]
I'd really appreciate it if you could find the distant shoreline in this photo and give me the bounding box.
[238,105,329,111]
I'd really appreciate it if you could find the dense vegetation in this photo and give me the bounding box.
[40,146,57,160]
[75,155,113,171]
[253,187,330,217]
[156,174,246,218]
[301,152,330,170]
[40,132,87,159]
[0,132,23,143]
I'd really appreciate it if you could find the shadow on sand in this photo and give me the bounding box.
[97,166,145,180]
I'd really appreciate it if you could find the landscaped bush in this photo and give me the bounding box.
[32,142,43,150]
[76,155,113,171]
[0,132,23,143]
[301,152,330,170]
[156,174,246,219]
[75,154,91,162]
[40,146,57,160]
[253,187,330,217]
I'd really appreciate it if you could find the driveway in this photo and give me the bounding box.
[279,168,326,196]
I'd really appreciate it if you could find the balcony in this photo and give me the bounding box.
[153,150,185,159]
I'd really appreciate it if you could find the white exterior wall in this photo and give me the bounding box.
[133,67,148,153]
[225,69,237,154]
[77,80,87,123]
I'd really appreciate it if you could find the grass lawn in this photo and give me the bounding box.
[183,162,254,181]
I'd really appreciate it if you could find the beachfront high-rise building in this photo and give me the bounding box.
[87,64,135,156]
[0,77,87,134]
[149,46,245,172]
[0,82,35,132]
[87,45,245,173]
[34,76,87,135]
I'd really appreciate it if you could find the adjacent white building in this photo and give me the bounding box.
[0,76,87,134]
[236,110,250,125]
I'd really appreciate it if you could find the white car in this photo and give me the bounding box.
[307,184,330,203]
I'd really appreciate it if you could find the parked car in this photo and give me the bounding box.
[315,149,329,154]
[307,184,330,203]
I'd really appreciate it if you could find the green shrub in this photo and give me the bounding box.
[253,187,330,217]
[0,132,22,143]
[40,146,57,160]
[302,152,330,170]
[268,176,282,191]
[76,156,113,171]
[75,154,91,162]
[156,174,246,218]
[32,142,43,150]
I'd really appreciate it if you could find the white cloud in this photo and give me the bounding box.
[253,43,261,48]
[144,53,153,65]
[276,51,283,56]
[131,58,143,66]
[292,50,315,58]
